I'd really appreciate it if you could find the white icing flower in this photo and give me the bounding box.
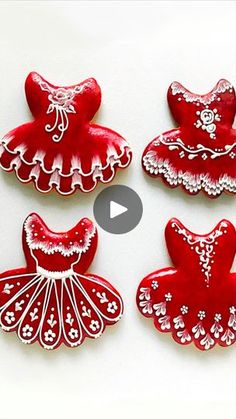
[4,311,15,325]
[44,329,56,342]
[151,280,159,290]
[107,301,118,314]
[22,324,33,338]
[49,88,74,107]
[214,313,222,322]
[89,320,100,332]
[68,328,79,340]
[229,306,236,314]
[198,310,206,320]
[165,292,172,302]
[180,305,188,315]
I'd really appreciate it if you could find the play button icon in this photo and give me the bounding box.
[93,185,143,234]
[110,201,128,219]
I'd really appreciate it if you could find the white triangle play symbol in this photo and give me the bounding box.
[110,201,128,219]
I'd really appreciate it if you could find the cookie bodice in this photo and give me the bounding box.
[168,79,236,139]
[23,214,97,275]
[25,72,101,124]
[165,219,236,287]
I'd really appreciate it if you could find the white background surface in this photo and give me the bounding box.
[0,2,236,419]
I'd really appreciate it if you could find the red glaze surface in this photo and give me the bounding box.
[142,80,236,197]
[0,214,123,350]
[137,218,236,350]
[0,72,132,195]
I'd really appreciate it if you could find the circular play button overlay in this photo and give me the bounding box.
[93,185,143,234]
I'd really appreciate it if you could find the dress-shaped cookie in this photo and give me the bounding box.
[0,72,132,195]
[142,80,236,197]
[137,219,236,350]
[0,214,123,349]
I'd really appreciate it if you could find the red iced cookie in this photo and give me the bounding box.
[142,80,236,197]
[0,214,123,349]
[137,218,236,350]
[0,72,132,195]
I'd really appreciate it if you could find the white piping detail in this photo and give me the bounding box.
[171,80,233,105]
[33,73,91,143]
[70,276,104,338]
[37,267,74,279]
[61,280,82,347]
[0,275,43,330]
[17,279,51,344]
[138,285,236,350]
[157,135,236,160]
[24,214,96,257]
[39,280,62,350]
[0,271,122,350]
[171,221,226,287]
[1,138,131,177]
[143,152,236,196]
[194,108,221,140]
[74,273,123,322]
[0,274,40,311]
[0,139,132,195]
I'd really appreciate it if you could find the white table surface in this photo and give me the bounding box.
[0,2,235,419]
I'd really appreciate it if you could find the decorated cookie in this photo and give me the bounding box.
[0,72,132,195]
[137,219,236,350]
[142,80,236,197]
[0,214,123,349]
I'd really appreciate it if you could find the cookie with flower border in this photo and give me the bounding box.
[0,213,123,350]
[142,80,236,197]
[137,218,236,350]
[0,72,132,195]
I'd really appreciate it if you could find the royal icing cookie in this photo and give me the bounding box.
[137,218,236,350]
[142,80,236,197]
[0,214,123,349]
[0,72,132,195]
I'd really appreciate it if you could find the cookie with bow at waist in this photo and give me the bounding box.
[0,72,132,195]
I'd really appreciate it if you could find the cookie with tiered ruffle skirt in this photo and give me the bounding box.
[137,218,236,350]
[0,72,132,195]
[142,80,236,197]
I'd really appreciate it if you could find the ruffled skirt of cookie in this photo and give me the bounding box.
[142,128,236,197]
[0,270,123,349]
[137,269,236,350]
[0,123,132,195]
